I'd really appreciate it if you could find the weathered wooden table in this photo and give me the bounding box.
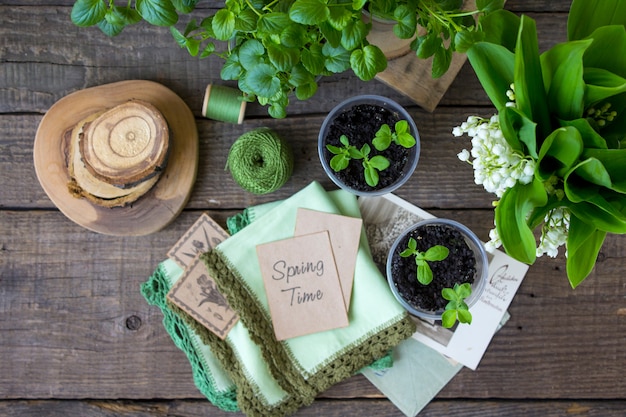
[2,1,626,416]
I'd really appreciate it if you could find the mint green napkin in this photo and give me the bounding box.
[197,182,415,417]
[140,259,238,412]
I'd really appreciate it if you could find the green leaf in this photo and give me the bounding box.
[243,64,281,97]
[514,15,551,139]
[341,19,368,51]
[236,8,258,32]
[584,68,626,106]
[568,195,626,233]
[479,9,520,52]
[71,0,107,27]
[566,214,606,288]
[289,63,314,87]
[495,178,548,264]
[289,0,330,25]
[267,44,300,72]
[393,6,417,39]
[328,4,354,31]
[424,245,449,261]
[368,155,390,170]
[582,26,626,79]
[238,39,266,70]
[540,40,591,120]
[170,0,198,13]
[106,6,141,27]
[582,149,626,192]
[441,287,457,301]
[268,102,287,119]
[350,45,387,81]
[302,44,326,75]
[457,308,472,324]
[281,23,307,48]
[568,0,626,41]
[259,12,291,35]
[499,106,537,157]
[330,154,350,171]
[417,263,433,285]
[467,42,514,110]
[136,0,178,26]
[364,164,380,187]
[220,53,243,80]
[454,30,485,54]
[476,0,505,14]
[560,118,608,149]
[212,8,236,40]
[564,158,612,203]
[536,127,584,180]
[432,46,452,78]
[97,18,124,36]
[416,34,441,59]
[323,43,351,74]
[441,310,457,328]
[456,282,472,299]
[295,81,318,100]
[372,124,392,151]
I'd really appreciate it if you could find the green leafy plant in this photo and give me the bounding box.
[372,120,416,150]
[399,238,449,285]
[70,0,502,117]
[367,0,505,77]
[441,282,472,328]
[455,0,626,288]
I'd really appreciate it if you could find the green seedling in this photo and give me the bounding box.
[372,120,417,151]
[326,135,362,171]
[441,282,473,328]
[327,136,390,187]
[359,143,390,187]
[399,238,449,285]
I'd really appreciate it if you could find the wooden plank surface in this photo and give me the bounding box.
[2,0,626,416]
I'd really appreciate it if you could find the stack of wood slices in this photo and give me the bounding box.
[66,100,170,208]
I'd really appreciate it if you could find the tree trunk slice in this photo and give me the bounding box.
[33,80,199,236]
[79,99,169,187]
[66,112,161,208]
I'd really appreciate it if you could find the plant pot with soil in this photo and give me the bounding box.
[318,95,420,196]
[386,218,488,327]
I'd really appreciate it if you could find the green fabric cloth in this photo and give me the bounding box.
[198,181,416,417]
[140,259,239,412]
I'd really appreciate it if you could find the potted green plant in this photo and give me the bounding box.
[386,218,488,327]
[70,0,503,117]
[318,95,420,196]
[453,0,626,288]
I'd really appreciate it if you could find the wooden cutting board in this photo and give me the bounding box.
[34,80,199,236]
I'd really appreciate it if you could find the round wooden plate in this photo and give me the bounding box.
[34,80,199,236]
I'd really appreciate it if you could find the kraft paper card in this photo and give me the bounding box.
[168,212,229,269]
[256,231,349,340]
[167,255,239,340]
[294,208,362,309]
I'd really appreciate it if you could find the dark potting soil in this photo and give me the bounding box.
[389,224,477,313]
[323,103,412,192]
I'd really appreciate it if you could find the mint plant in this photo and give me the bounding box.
[399,238,449,285]
[372,120,417,151]
[441,282,473,328]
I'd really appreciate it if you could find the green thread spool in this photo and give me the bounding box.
[202,84,246,124]
[226,128,294,194]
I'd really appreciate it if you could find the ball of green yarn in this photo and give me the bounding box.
[226,127,294,194]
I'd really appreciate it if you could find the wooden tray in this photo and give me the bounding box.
[34,80,199,236]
